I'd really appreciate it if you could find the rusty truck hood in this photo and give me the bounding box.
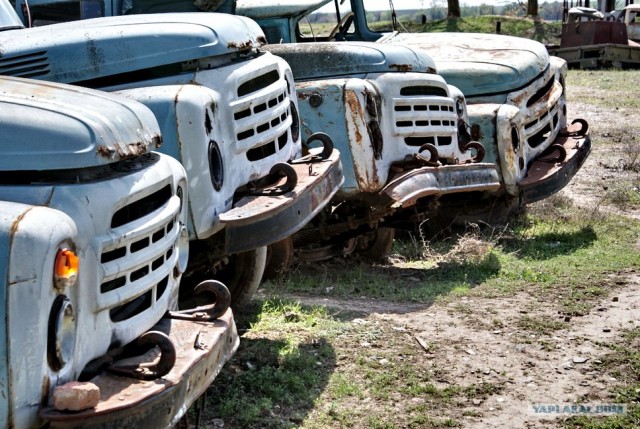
[0,76,161,170]
[263,42,436,80]
[383,32,549,97]
[0,12,265,84]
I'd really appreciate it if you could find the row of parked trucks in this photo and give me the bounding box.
[0,0,591,426]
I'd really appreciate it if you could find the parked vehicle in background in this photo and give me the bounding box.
[237,0,592,228]
[547,1,640,68]
[2,2,343,304]
[262,41,501,266]
[0,74,238,428]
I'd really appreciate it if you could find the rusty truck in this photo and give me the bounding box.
[1,1,344,304]
[237,0,592,229]
[0,70,239,427]
[548,1,640,68]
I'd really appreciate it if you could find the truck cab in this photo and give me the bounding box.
[236,0,592,224]
[0,75,238,428]
[0,3,343,303]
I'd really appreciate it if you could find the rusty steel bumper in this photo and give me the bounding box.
[40,310,239,429]
[380,163,502,207]
[519,129,591,204]
[220,150,343,254]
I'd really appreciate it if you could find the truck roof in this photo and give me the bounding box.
[236,0,331,19]
[0,12,265,84]
[0,76,161,170]
[264,41,437,80]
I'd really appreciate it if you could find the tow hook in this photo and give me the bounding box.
[415,143,440,166]
[560,118,589,137]
[291,132,334,164]
[169,280,232,321]
[539,143,567,164]
[461,141,486,163]
[108,331,177,380]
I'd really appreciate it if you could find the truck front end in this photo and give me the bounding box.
[0,9,343,303]
[389,32,591,209]
[265,42,501,257]
[0,76,237,428]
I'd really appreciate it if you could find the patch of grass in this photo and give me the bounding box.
[564,328,640,429]
[568,70,640,110]
[517,315,566,334]
[203,299,503,428]
[265,200,640,317]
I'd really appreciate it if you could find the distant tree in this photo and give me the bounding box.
[527,0,539,16]
[479,3,496,15]
[448,0,461,17]
[541,1,563,21]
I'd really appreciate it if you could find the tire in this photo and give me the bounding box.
[214,246,267,308]
[263,237,294,281]
[359,227,395,261]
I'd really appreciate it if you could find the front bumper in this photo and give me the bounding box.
[519,125,591,204]
[40,310,239,428]
[380,163,502,207]
[219,150,343,254]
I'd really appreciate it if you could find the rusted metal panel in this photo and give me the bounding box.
[560,20,628,48]
[40,310,239,428]
[219,149,343,254]
[519,123,591,204]
[380,163,501,207]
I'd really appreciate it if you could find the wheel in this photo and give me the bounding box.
[263,237,294,281]
[213,247,267,308]
[358,227,395,261]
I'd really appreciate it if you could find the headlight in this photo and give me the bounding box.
[208,140,224,191]
[47,295,76,371]
[289,101,300,143]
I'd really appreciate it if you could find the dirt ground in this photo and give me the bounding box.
[278,82,640,427]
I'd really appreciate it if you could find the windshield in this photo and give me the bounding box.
[298,0,352,39]
[0,0,24,30]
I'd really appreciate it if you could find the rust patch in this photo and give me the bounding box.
[344,91,363,145]
[151,134,163,149]
[389,64,413,72]
[96,146,115,159]
[97,140,150,160]
[228,40,254,50]
[205,109,213,135]
[471,124,482,141]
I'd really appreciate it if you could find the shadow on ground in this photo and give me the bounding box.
[199,303,336,429]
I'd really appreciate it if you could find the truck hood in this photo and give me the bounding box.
[0,13,265,84]
[0,76,161,170]
[384,32,549,97]
[263,42,436,80]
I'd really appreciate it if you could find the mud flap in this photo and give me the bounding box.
[219,150,343,254]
